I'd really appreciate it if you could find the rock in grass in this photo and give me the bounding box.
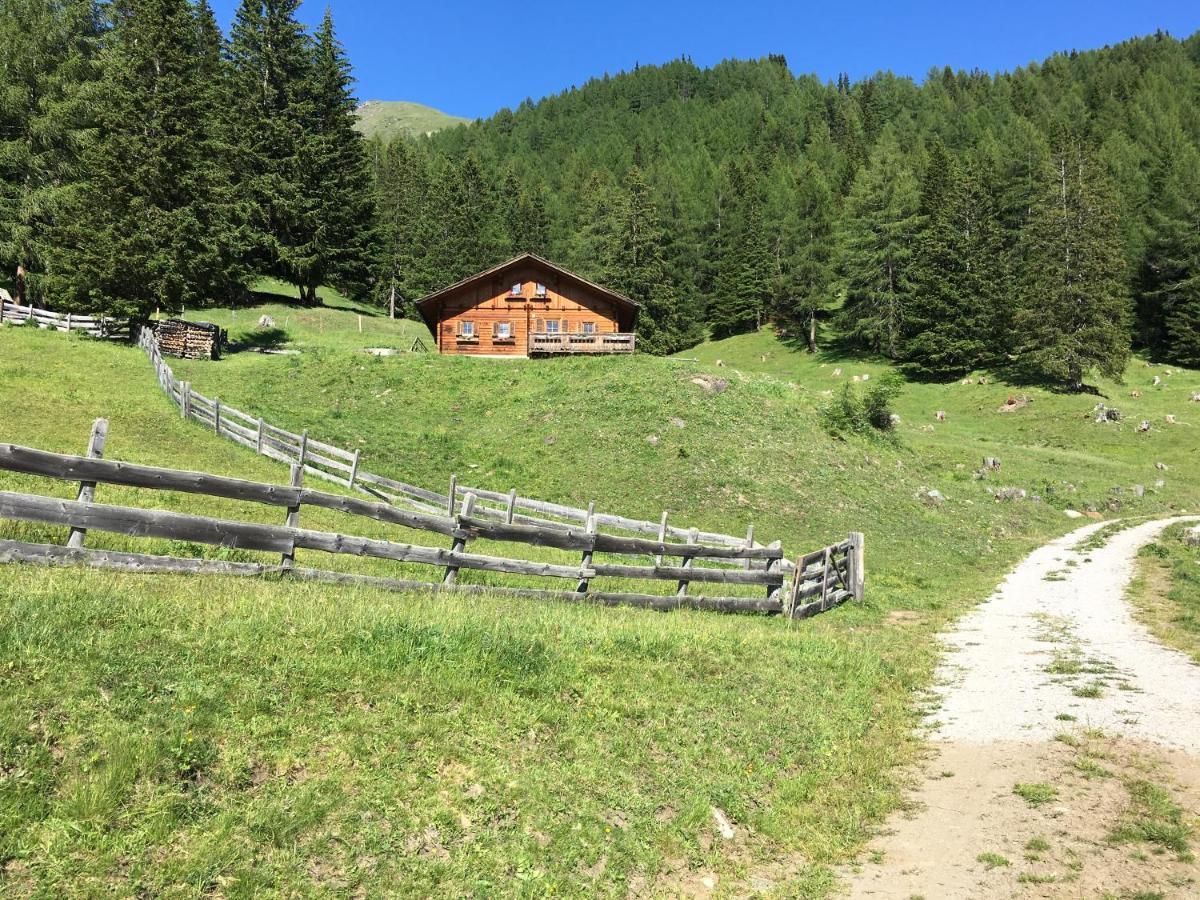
[690,375,728,394]
[920,489,945,507]
[1064,509,1083,518]
[994,487,1027,501]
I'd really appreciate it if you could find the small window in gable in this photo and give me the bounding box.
[510,282,522,297]
[534,282,548,298]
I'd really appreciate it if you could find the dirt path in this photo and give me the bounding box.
[843,517,1200,898]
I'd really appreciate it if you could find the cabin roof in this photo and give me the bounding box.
[414,253,640,334]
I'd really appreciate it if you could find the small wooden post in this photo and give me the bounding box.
[297,429,309,468]
[65,312,72,333]
[819,546,831,611]
[66,418,108,550]
[743,524,755,570]
[256,418,265,454]
[213,398,221,435]
[180,382,190,418]
[349,449,361,490]
[655,511,668,565]
[505,488,517,524]
[765,540,784,608]
[447,474,457,517]
[577,501,596,593]
[676,527,699,597]
[281,464,303,572]
[848,532,865,601]
[443,492,476,585]
[357,314,363,333]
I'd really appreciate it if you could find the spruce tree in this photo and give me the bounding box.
[226,0,317,302]
[301,9,377,300]
[710,195,772,338]
[1012,134,1131,389]
[776,159,836,351]
[49,0,242,317]
[0,0,100,305]
[1138,143,1200,365]
[903,145,1001,379]
[835,131,921,358]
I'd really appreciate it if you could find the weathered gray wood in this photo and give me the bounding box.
[743,524,754,570]
[256,418,265,453]
[765,540,784,605]
[349,449,361,489]
[281,464,303,571]
[443,492,476,584]
[297,429,309,466]
[447,474,457,517]
[592,560,782,586]
[0,539,271,577]
[792,589,852,620]
[656,511,668,565]
[0,490,592,580]
[506,487,517,524]
[676,527,699,597]
[354,470,448,506]
[66,419,108,550]
[213,398,221,435]
[180,382,190,418]
[848,531,865,600]
[578,503,596,593]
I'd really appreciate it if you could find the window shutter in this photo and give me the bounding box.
[535,317,544,332]
[560,319,568,334]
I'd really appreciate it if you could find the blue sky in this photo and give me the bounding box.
[209,1,1200,120]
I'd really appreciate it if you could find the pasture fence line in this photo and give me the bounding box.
[2,296,131,340]
[0,425,863,616]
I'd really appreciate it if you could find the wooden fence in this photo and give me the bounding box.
[2,297,131,340]
[0,424,864,616]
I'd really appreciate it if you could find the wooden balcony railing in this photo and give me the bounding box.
[530,332,636,354]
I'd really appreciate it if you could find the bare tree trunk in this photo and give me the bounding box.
[15,264,26,306]
[807,309,817,353]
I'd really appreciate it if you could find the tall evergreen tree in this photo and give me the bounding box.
[300,9,377,300]
[711,192,772,338]
[48,0,242,317]
[903,144,1003,378]
[1012,134,1131,389]
[0,0,101,305]
[1138,143,1200,365]
[835,131,921,357]
[775,159,837,351]
[226,0,317,302]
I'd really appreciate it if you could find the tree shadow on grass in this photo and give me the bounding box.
[227,326,292,353]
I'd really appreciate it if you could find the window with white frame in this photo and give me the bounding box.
[494,321,513,340]
[534,282,548,298]
[580,321,596,334]
[510,282,522,297]
[544,320,560,334]
[459,321,475,339]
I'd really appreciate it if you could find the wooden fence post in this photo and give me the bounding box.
[819,546,831,611]
[447,474,457,517]
[848,532,865,601]
[765,539,783,607]
[505,488,517,524]
[213,398,221,435]
[743,524,755,570]
[66,418,108,550]
[655,511,668,566]
[180,382,190,418]
[256,418,265,454]
[65,313,71,333]
[349,449,361,490]
[298,429,309,468]
[676,526,699,597]
[443,492,476,585]
[281,464,303,572]
[577,501,596,593]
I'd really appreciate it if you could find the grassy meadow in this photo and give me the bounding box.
[1130,522,1200,664]
[3,301,1200,896]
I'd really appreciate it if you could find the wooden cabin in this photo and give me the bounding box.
[415,254,638,357]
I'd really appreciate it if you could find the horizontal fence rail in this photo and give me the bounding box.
[2,298,130,340]
[0,427,863,616]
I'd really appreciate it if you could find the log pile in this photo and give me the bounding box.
[154,319,225,360]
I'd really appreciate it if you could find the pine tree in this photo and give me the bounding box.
[711,194,772,338]
[301,9,377,300]
[226,0,317,302]
[1012,134,1131,390]
[775,159,836,351]
[835,131,921,358]
[1138,143,1200,365]
[0,0,101,305]
[903,144,1001,379]
[48,0,243,317]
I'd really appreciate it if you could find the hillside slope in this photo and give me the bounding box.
[355,99,469,140]
[3,310,1200,895]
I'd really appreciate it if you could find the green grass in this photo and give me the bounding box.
[1013,782,1059,806]
[4,318,1200,894]
[353,99,469,141]
[976,851,1010,869]
[1109,779,1194,857]
[1128,523,1200,663]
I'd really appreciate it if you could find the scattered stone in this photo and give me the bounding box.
[715,359,725,368]
[862,373,870,381]
[1137,420,1151,433]
[1185,527,1200,547]
[889,413,902,426]
[689,375,728,394]
[1191,392,1200,403]
[711,807,736,840]
[1084,510,1104,520]
[1064,509,1083,519]
[363,347,400,356]
[257,314,275,328]
[832,368,842,377]
[645,435,659,446]
[982,457,1002,471]
[1153,376,1162,386]
[998,395,1030,413]
[935,410,946,422]
[920,489,945,507]
[1132,484,1145,498]
[668,416,686,429]
[1130,390,1142,398]
[852,375,861,382]
[1165,414,1177,424]
[995,487,1027,502]
[1155,479,1165,489]
[543,435,556,446]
